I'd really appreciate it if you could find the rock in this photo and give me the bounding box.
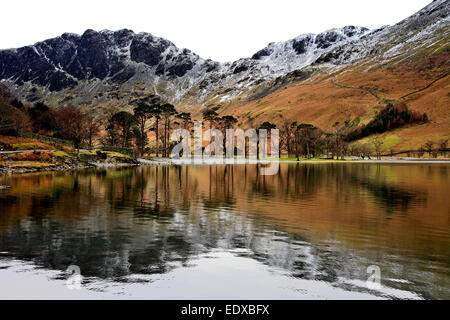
[315,31,342,49]
[292,35,313,54]
[251,48,271,60]
[130,33,169,66]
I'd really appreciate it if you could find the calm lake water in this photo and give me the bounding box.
[0,163,449,299]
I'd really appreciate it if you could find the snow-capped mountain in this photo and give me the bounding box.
[0,29,216,93]
[193,26,370,103]
[0,24,371,104]
[314,0,449,65]
[0,0,448,111]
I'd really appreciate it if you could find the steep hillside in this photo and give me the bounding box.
[182,0,450,150]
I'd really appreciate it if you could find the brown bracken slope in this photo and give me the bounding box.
[191,48,450,151]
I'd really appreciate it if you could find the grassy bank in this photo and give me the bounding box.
[0,149,137,175]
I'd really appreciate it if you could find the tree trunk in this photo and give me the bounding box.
[257,135,260,160]
[163,118,168,157]
[88,134,93,150]
[155,118,159,157]
[167,119,171,157]
[140,118,145,156]
[306,141,310,159]
[122,127,127,148]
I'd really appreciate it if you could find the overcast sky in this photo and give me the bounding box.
[1,0,432,62]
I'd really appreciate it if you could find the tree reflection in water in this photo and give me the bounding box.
[0,163,448,299]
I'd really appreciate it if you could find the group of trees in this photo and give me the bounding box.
[201,110,239,131]
[345,103,428,141]
[417,139,449,158]
[0,100,30,137]
[105,103,183,157]
[0,84,190,157]
[198,109,360,160]
[0,85,29,136]
[276,102,432,159]
[1,81,445,160]
[278,118,362,160]
[0,92,101,150]
[107,106,239,158]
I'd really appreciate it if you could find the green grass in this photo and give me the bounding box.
[53,151,72,158]
[356,133,402,151]
[382,135,402,150]
[10,142,53,150]
[79,150,132,159]
[104,151,132,159]
[80,151,97,156]
[0,161,57,168]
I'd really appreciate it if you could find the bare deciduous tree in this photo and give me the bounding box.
[371,136,384,160]
[56,105,87,151]
[424,141,434,157]
[85,114,101,150]
[439,139,448,157]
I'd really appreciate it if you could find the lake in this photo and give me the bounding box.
[0,163,449,299]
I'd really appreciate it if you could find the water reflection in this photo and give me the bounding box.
[0,163,449,299]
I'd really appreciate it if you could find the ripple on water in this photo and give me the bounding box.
[0,163,448,299]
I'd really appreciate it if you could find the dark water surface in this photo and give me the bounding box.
[0,163,449,299]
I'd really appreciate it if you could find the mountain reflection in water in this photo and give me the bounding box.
[0,163,449,299]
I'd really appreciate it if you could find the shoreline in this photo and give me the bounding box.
[147,157,450,165]
[1,157,450,176]
[0,149,140,176]
[0,162,139,176]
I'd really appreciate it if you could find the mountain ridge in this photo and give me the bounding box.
[0,24,372,102]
